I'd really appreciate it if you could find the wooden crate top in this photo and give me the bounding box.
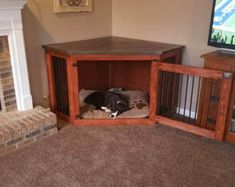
[43,36,184,56]
[201,50,235,64]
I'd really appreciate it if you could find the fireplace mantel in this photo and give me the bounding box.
[0,0,26,10]
[0,0,33,111]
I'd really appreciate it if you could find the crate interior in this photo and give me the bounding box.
[77,60,151,119]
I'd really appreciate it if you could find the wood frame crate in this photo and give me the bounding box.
[43,37,184,126]
[43,37,233,142]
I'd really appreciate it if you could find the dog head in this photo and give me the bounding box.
[109,100,129,119]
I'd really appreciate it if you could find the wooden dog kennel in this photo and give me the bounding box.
[44,37,232,141]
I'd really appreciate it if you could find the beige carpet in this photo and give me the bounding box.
[0,125,234,187]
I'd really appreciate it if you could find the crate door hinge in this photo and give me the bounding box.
[207,118,216,125]
[210,95,219,102]
[73,62,79,67]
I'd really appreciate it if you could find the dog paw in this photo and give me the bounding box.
[110,111,118,119]
[101,106,111,113]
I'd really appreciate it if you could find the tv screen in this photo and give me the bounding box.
[208,0,235,50]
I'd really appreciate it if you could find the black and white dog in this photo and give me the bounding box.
[84,91,129,119]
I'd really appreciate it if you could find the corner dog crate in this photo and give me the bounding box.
[44,37,184,125]
[44,37,232,141]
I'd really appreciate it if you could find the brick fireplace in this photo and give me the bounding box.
[0,0,33,112]
[0,36,17,112]
[0,0,57,155]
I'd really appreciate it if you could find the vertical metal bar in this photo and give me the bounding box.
[58,57,63,113]
[165,71,170,114]
[209,80,220,130]
[162,72,167,114]
[161,71,167,114]
[63,58,68,115]
[64,58,70,115]
[168,72,173,113]
[194,77,201,124]
[177,74,183,114]
[53,57,59,112]
[57,57,62,113]
[158,71,163,115]
[183,75,189,117]
[210,80,216,130]
[199,78,210,127]
[205,79,214,129]
[159,71,164,114]
[61,58,66,114]
[66,59,70,115]
[164,72,169,114]
[189,76,195,120]
[61,58,67,114]
[171,72,179,112]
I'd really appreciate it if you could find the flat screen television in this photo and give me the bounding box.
[208,0,235,51]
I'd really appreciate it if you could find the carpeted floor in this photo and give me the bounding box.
[0,125,234,187]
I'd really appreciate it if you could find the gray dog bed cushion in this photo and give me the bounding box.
[79,89,149,119]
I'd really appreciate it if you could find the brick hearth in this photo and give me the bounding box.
[0,106,57,156]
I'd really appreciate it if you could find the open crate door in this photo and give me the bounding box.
[150,62,232,141]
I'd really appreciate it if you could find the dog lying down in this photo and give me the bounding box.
[84,91,130,119]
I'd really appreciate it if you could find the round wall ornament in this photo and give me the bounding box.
[67,0,82,7]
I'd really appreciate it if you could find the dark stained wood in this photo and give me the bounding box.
[78,60,151,91]
[110,61,151,91]
[43,36,184,56]
[78,61,110,90]
[45,51,70,59]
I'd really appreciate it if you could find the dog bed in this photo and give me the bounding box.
[79,89,149,119]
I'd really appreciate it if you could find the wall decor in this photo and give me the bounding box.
[54,0,92,13]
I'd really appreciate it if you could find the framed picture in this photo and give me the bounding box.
[54,0,92,13]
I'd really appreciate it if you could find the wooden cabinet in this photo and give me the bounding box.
[201,51,235,143]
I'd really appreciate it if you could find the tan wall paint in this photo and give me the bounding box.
[22,0,112,106]
[112,0,216,66]
[22,0,218,107]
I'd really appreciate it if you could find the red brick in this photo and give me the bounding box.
[0,107,57,154]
